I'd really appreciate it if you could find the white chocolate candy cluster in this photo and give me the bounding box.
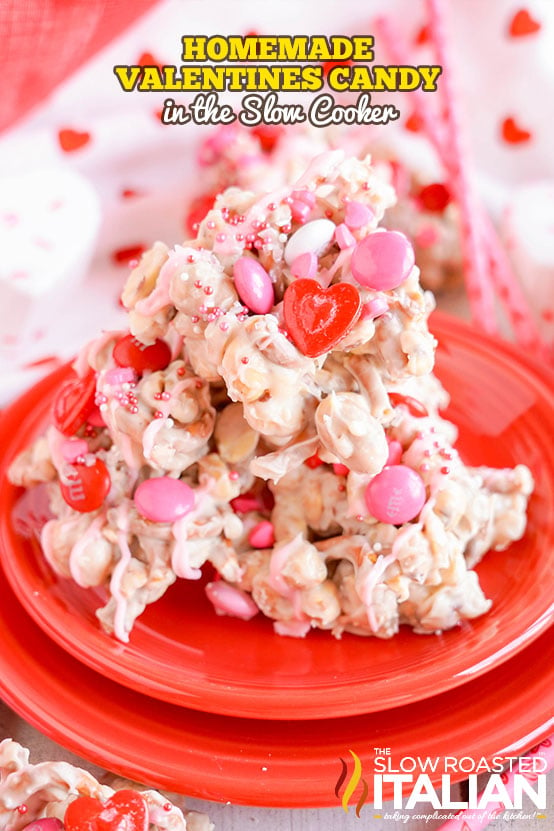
[190,124,463,292]
[9,151,532,641]
[0,740,212,831]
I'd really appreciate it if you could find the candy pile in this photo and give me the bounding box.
[9,151,533,642]
[189,123,463,292]
[0,740,212,831]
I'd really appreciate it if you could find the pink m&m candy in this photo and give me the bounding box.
[365,464,426,524]
[290,252,317,279]
[23,821,64,831]
[345,200,373,229]
[134,477,194,523]
[351,230,414,291]
[248,520,275,548]
[233,256,274,314]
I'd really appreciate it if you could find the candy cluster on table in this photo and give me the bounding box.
[0,740,212,831]
[9,151,533,642]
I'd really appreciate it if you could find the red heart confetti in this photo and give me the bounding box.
[137,51,163,69]
[111,245,147,266]
[501,116,532,144]
[251,124,285,153]
[64,790,148,831]
[405,111,423,133]
[509,9,541,37]
[113,333,172,373]
[60,457,111,513]
[283,278,361,358]
[414,24,430,45]
[417,182,451,213]
[58,129,91,153]
[53,371,97,436]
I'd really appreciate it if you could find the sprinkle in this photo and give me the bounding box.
[235,233,245,242]
[194,280,202,289]
[241,356,249,364]
[206,220,216,229]
[154,410,164,419]
[204,286,214,295]
[177,366,186,376]
[420,463,431,472]
[229,471,240,481]
[163,803,173,812]
[187,255,196,263]
[219,321,229,331]
[216,233,227,243]
[17,806,28,815]
[191,315,200,323]
[440,466,451,475]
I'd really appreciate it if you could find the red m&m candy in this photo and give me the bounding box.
[113,333,171,374]
[53,370,97,436]
[60,458,111,513]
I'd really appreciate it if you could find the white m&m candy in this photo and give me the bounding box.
[284,219,336,265]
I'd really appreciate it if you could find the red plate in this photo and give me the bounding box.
[1,311,553,719]
[0,558,551,808]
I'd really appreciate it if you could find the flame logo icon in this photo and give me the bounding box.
[335,750,369,816]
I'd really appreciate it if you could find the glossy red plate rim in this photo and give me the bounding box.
[0,556,551,808]
[0,310,553,720]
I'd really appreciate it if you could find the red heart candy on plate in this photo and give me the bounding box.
[60,457,111,513]
[509,9,541,37]
[64,789,148,831]
[283,278,361,358]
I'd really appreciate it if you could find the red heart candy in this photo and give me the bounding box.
[64,790,148,831]
[501,116,532,144]
[283,278,361,358]
[58,129,91,153]
[53,371,97,436]
[60,457,111,513]
[509,9,541,37]
[113,333,171,373]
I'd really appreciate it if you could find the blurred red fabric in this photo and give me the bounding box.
[0,0,161,134]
